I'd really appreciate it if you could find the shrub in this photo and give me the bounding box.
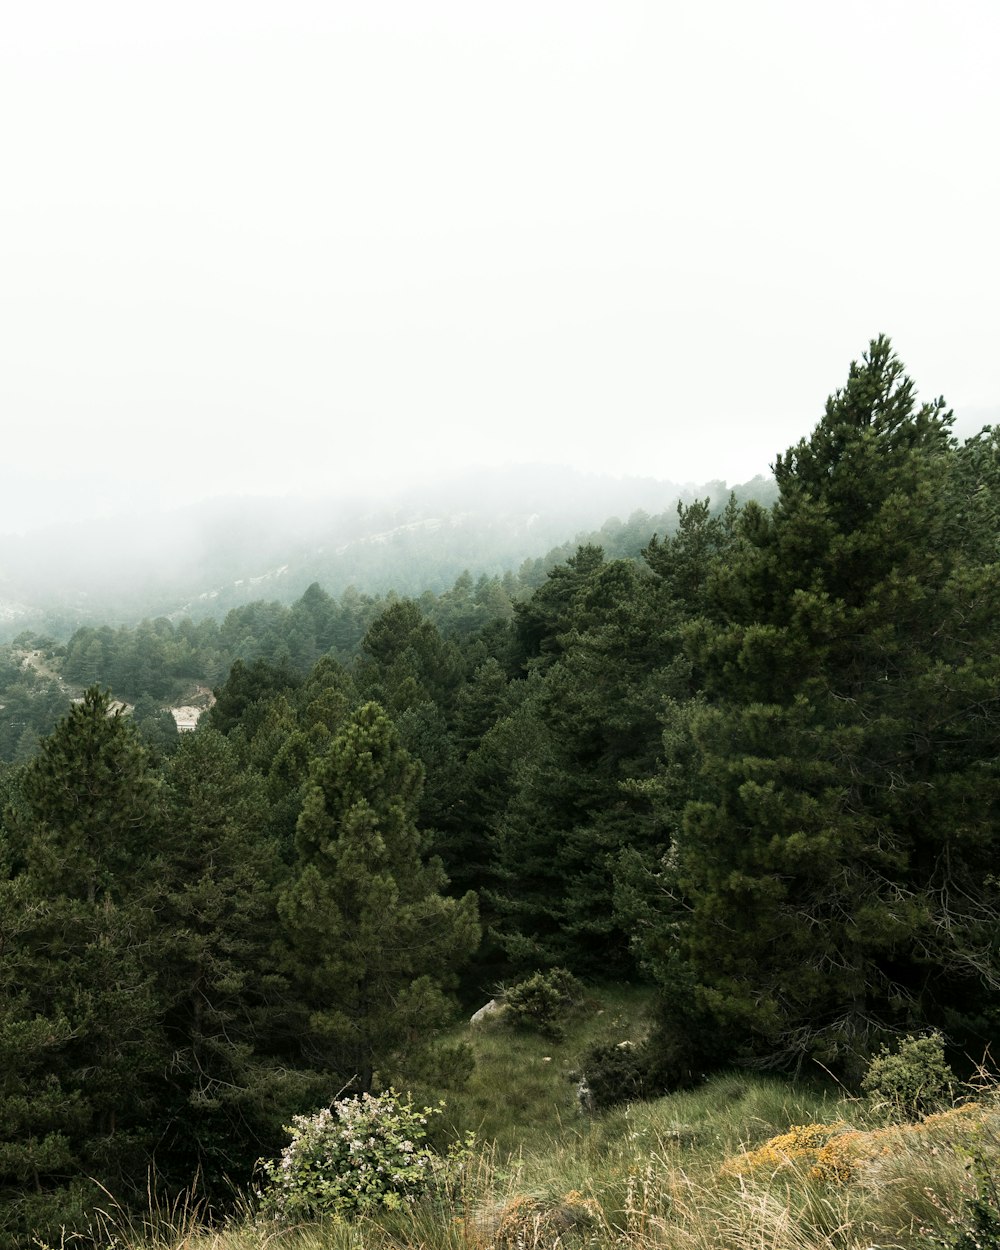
[502,968,586,1041]
[576,1039,652,1110]
[721,1122,850,1178]
[259,1089,450,1221]
[721,1103,989,1187]
[861,1031,959,1119]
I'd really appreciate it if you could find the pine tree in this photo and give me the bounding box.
[489,558,683,973]
[0,690,166,1244]
[0,819,91,1247]
[357,601,463,714]
[19,687,161,904]
[511,544,607,670]
[277,702,479,1091]
[155,729,302,1191]
[642,339,1000,1072]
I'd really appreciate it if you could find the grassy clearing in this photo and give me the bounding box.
[438,982,655,1155]
[78,987,1000,1250]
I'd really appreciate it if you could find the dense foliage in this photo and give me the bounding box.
[622,338,1000,1076]
[259,1092,448,1220]
[1,338,998,1244]
[861,1031,959,1119]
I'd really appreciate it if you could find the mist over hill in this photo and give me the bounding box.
[0,464,776,639]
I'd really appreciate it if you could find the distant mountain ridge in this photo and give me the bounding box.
[0,464,775,639]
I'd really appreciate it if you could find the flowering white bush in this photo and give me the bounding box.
[259,1090,448,1220]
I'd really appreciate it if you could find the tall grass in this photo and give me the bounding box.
[87,1096,998,1250]
[67,988,1000,1250]
[438,983,654,1155]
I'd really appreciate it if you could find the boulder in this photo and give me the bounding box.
[470,998,505,1027]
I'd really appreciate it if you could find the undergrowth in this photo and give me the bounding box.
[52,988,1000,1250]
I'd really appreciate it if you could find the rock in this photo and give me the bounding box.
[470,998,505,1027]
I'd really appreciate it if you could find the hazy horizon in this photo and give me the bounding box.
[2,2,997,538]
[1,404,996,540]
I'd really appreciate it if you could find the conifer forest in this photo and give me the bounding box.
[2,339,1000,1245]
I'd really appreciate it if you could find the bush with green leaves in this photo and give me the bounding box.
[259,1090,449,1221]
[502,967,585,1041]
[576,1039,653,1110]
[861,1031,959,1119]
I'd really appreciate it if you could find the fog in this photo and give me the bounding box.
[1,1,997,544]
[0,462,778,639]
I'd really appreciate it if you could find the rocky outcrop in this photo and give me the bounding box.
[470,998,506,1027]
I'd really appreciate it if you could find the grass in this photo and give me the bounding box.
[437,982,655,1155]
[67,987,1000,1250]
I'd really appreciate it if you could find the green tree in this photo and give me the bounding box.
[132,693,180,759]
[155,729,304,1191]
[277,702,479,1091]
[640,338,1000,1073]
[0,813,93,1247]
[0,690,166,1244]
[19,687,162,906]
[489,559,680,973]
[357,600,463,713]
[511,544,606,671]
[209,657,301,737]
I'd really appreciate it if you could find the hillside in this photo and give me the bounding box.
[2,342,998,1250]
[0,465,775,639]
[90,984,1000,1250]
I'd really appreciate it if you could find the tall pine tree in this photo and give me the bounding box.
[0,690,166,1245]
[638,339,1000,1073]
[277,702,479,1091]
[155,728,304,1192]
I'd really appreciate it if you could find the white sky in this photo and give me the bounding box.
[1,0,997,531]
